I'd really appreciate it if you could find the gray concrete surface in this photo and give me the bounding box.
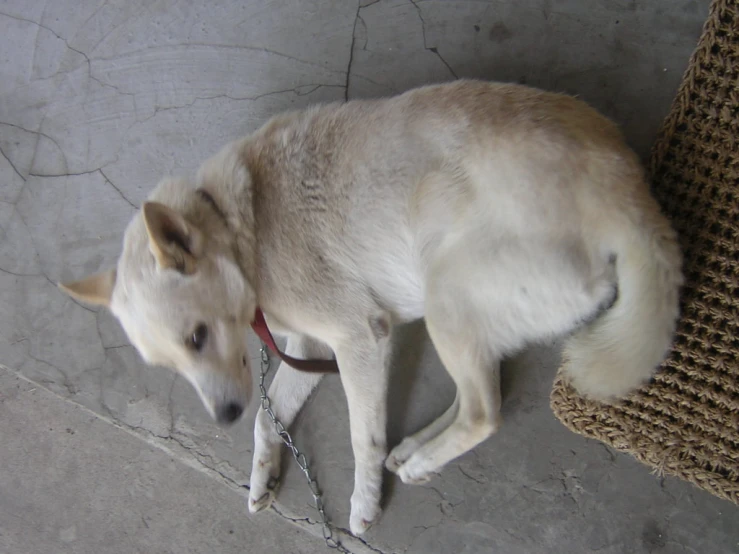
[0,370,324,554]
[2,1,739,553]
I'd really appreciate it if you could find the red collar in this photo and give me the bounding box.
[251,309,339,373]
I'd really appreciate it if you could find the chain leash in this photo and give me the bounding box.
[258,344,352,552]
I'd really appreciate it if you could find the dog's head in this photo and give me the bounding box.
[59,177,256,425]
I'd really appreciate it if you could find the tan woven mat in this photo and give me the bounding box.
[550,0,739,505]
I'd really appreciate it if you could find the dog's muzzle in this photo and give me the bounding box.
[216,402,244,425]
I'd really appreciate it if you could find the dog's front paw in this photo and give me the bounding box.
[248,486,276,513]
[349,492,382,536]
[248,473,280,513]
[248,454,280,514]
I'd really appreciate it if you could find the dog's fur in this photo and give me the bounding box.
[60,80,682,535]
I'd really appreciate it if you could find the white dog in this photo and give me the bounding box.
[60,80,682,535]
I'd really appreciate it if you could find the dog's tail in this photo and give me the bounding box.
[561,204,683,401]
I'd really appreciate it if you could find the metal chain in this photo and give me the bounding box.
[258,344,352,553]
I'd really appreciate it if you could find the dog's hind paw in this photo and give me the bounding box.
[385,437,420,473]
[396,455,436,485]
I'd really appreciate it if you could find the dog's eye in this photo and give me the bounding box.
[188,323,208,352]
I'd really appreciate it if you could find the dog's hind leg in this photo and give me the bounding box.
[248,335,330,513]
[385,391,459,473]
[394,316,503,485]
[392,235,615,484]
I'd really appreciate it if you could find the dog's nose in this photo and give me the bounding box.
[216,402,244,424]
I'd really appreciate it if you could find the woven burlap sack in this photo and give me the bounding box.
[551,0,739,505]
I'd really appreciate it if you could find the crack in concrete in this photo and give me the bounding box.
[0,10,113,114]
[100,375,387,552]
[0,12,69,47]
[127,84,344,130]
[271,505,387,554]
[357,14,370,51]
[95,370,246,488]
[4,204,99,318]
[166,374,177,436]
[28,168,99,178]
[99,168,137,209]
[12,337,79,396]
[0,122,67,176]
[0,145,26,183]
[96,312,110,351]
[335,526,388,554]
[0,266,39,278]
[165,431,243,484]
[458,465,486,484]
[408,0,458,79]
[2,208,110,408]
[103,344,129,351]
[25,167,136,210]
[98,350,389,554]
[41,270,97,314]
[0,10,137,104]
[273,502,388,554]
[2,15,347,179]
[346,2,363,101]
[90,42,345,76]
[250,83,344,102]
[350,73,394,92]
[344,0,395,101]
[0,128,35,206]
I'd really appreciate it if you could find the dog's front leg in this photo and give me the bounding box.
[248,335,330,513]
[334,315,392,536]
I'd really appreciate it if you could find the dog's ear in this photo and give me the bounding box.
[59,270,117,307]
[142,202,203,274]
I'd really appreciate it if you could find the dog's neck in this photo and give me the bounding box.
[195,188,226,221]
[195,139,259,292]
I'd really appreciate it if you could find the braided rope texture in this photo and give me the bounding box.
[551,0,739,505]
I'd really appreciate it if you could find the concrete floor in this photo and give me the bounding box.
[2,1,738,553]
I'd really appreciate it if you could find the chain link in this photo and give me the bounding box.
[258,344,352,552]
